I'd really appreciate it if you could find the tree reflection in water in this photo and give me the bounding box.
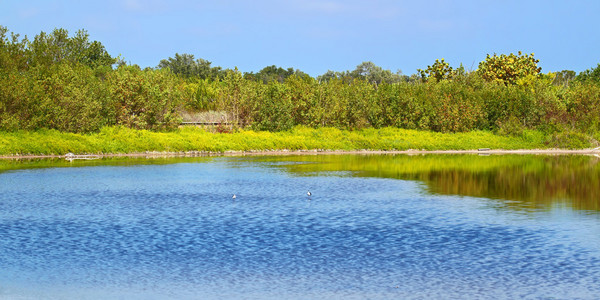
[257,154,600,212]
[2,154,599,212]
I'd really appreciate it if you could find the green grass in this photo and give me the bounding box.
[0,125,575,156]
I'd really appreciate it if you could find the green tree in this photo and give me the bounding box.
[252,82,294,131]
[218,68,256,125]
[285,74,317,126]
[245,65,308,83]
[317,70,351,83]
[31,63,112,132]
[350,61,405,84]
[183,79,219,110]
[477,51,542,85]
[158,53,223,80]
[28,28,115,68]
[107,66,183,130]
[0,26,29,71]
[553,70,576,86]
[418,59,455,82]
[576,63,600,83]
[317,62,406,85]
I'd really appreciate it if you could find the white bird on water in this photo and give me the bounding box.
[232,194,237,199]
[307,191,312,197]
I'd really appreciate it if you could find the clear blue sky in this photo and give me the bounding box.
[1,0,599,76]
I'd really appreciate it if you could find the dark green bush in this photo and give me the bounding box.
[251,82,294,131]
[2,25,600,143]
[107,66,184,130]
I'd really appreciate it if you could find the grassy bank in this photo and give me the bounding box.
[0,126,574,156]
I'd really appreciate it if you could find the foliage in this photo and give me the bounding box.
[217,68,254,126]
[478,51,542,85]
[564,82,600,134]
[158,53,224,80]
[0,26,29,71]
[28,28,115,68]
[2,26,600,150]
[244,65,308,83]
[318,61,407,84]
[418,58,455,82]
[0,57,112,132]
[553,70,576,86]
[248,82,292,131]
[0,26,184,132]
[350,61,406,84]
[183,78,219,110]
[576,63,600,83]
[316,70,348,83]
[31,63,113,132]
[107,66,184,130]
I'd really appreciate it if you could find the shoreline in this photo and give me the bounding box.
[2,148,600,160]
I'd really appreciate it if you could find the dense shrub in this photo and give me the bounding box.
[2,25,600,144]
[565,82,600,133]
[107,66,183,130]
[1,26,185,132]
[576,63,600,83]
[478,51,541,85]
[251,82,294,131]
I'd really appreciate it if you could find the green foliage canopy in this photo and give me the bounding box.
[553,70,576,86]
[478,51,542,85]
[2,25,600,144]
[418,59,455,82]
[244,65,308,84]
[158,53,224,80]
[576,63,600,83]
[318,61,407,84]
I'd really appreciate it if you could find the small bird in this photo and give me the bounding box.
[307,191,312,197]
[232,194,237,199]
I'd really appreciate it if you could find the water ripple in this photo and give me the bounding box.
[0,159,599,299]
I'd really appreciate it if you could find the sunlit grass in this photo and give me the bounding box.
[0,125,562,156]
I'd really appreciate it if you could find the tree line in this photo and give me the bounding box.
[1,26,600,142]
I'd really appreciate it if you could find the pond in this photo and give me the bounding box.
[1,154,599,299]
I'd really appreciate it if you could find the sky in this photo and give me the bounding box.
[1,0,599,76]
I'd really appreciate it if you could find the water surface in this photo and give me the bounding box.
[0,154,599,299]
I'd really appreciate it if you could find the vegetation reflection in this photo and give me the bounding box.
[2,154,599,212]
[255,154,600,212]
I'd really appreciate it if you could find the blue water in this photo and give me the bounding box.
[0,156,599,299]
